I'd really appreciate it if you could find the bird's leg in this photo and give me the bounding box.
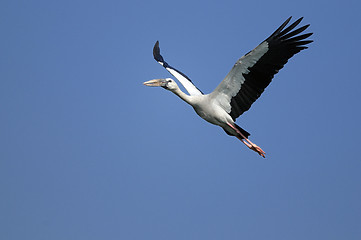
[236,135,266,158]
[226,123,266,158]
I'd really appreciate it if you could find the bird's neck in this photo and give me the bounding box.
[171,88,194,105]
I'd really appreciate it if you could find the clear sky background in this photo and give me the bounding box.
[1,0,360,239]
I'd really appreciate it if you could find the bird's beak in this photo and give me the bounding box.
[143,79,166,87]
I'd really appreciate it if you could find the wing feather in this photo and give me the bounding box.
[210,17,313,120]
[153,41,203,96]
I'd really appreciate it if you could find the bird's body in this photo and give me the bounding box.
[191,95,233,129]
[144,17,313,157]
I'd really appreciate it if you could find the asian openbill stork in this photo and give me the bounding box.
[144,17,312,158]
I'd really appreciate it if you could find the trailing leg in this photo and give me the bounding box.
[226,123,266,158]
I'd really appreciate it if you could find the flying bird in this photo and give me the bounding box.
[144,17,312,158]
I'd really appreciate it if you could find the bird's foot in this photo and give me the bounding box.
[238,137,266,158]
[249,144,266,158]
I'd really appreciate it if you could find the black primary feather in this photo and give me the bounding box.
[229,17,313,120]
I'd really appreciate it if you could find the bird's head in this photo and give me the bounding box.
[143,78,178,91]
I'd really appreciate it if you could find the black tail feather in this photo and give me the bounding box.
[223,123,250,139]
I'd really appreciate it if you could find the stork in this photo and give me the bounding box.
[144,17,312,158]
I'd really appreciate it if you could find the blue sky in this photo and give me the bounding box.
[1,0,360,239]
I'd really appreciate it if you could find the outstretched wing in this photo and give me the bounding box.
[210,17,313,120]
[153,41,203,96]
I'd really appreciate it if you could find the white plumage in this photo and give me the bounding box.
[144,17,313,157]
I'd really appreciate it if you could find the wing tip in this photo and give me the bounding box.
[153,40,164,63]
[267,16,312,46]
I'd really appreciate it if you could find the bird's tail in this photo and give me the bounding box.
[223,123,250,139]
[234,123,250,139]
